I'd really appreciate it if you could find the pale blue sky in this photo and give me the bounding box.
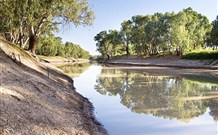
[55,0,218,55]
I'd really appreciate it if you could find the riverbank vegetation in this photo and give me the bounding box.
[36,34,90,59]
[94,8,218,59]
[0,0,93,58]
[183,50,218,60]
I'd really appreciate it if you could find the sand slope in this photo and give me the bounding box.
[0,39,106,135]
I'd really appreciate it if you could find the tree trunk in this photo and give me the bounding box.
[176,47,183,56]
[106,53,110,59]
[22,38,29,48]
[19,33,23,48]
[28,34,36,55]
[126,40,129,56]
[19,25,25,48]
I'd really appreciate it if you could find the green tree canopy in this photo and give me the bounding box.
[36,34,90,58]
[94,30,124,59]
[0,0,95,54]
[94,7,212,58]
[208,16,218,49]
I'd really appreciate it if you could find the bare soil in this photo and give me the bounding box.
[107,55,218,68]
[106,56,218,78]
[0,40,107,135]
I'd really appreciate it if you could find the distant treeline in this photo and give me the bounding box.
[36,34,90,59]
[94,7,218,59]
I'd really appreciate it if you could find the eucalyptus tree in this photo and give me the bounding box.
[64,42,90,58]
[130,8,212,56]
[107,30,124,56]
[94,30,124,59]
[169,8,212,55]
[0,0,29,47]
[94,31,110,58]
[155,12,175,54]
[0,0,95,54]
[181,8,212,50]
[144,13,167,55]
[55,37,65,56]
[36,34,58,56]
[121,20,132,56]
[208,16,218,49]
[131,13,174,56]
[131,15,151,55]
[191,15,212,50]
[36,34,64,56]
[94,8,212,57]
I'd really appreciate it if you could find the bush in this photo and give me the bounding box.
[183,50,218,60]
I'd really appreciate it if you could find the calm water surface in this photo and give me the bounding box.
[59,63,218,135]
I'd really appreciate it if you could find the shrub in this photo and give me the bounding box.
[183,50,218,60]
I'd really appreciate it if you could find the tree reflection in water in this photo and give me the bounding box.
[95,67,218,122]
[58,63,90,78]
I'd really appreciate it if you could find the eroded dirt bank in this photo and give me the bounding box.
[0,40,107,135]
[105,56,218,78]
[106,56,218,69]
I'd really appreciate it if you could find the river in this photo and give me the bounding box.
[59,63,218,135]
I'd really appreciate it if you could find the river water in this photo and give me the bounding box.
[59,63,218,135]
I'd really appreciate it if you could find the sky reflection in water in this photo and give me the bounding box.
[60,64,218,135]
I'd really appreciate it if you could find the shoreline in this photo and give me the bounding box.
[39,56,90,66]
[106,61,218,70]
[105,56,218,69]
[0,40,107,135]
[102,56,218,79]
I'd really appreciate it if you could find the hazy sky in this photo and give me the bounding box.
[55,0,218,55]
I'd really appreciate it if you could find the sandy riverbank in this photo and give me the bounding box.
[0,40,107,135]
[40,56,90,66]
[105,56,218,78]
[106,55,218,69]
